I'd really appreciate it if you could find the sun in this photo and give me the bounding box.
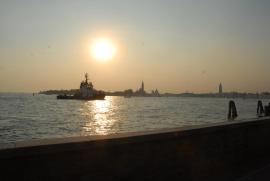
[90,38,116,61]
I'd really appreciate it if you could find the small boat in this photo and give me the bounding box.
[57,73,105,100]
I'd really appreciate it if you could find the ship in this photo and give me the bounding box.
[57,73,105,100]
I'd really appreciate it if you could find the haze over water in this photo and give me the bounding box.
[1,0,270,93]
[0,93,267,143]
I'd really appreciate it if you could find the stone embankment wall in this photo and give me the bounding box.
[1,118,270,181]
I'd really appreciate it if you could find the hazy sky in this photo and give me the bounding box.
[1,0,270,93]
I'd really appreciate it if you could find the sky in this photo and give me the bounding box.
[0,0,270,93]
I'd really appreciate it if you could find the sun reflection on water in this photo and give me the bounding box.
[81,97,117,135]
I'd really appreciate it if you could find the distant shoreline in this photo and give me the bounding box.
[38,89,270,99]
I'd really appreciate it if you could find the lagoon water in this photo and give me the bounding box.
[0,93,267,143]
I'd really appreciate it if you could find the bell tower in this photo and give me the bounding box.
[219,83,223,94]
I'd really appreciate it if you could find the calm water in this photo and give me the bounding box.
[0,93,267,143]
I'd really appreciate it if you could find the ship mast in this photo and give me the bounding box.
[85,73,89,83]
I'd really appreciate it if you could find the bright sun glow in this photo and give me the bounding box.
[90,38,116,61]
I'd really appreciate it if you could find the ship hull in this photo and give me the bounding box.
[57,94,105,100]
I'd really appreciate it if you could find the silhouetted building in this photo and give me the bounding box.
[135,81,147,96]
[151,89,160,97]
[219,83,223,94]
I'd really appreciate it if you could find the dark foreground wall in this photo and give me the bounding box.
[1,118,270,181]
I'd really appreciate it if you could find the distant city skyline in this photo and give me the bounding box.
[1,0,270,93]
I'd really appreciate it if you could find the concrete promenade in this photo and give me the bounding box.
[1,117,270,181]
